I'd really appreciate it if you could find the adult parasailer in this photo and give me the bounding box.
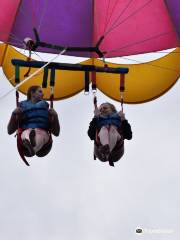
[7,85,60,165]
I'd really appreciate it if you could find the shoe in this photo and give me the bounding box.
[99,144,110,155]
[29,129,36,147]
[23,139,35,156]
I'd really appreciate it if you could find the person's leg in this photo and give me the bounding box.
[33,129,49,153]
[98,126,110,155]
[98,126,109,146]
[108,125,121,152]
[21,128,50,154]
[21,129,32,141]
[21,129,35,156]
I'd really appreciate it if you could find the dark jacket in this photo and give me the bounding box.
[87,117,132,141]
[88,117,132,164]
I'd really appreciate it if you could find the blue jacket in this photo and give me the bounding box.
[20,100,49,129]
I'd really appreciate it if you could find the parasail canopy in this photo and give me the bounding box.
[0,0,180,103]
[0,0,179,57]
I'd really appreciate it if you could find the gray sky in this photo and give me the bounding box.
[0,54,180,240]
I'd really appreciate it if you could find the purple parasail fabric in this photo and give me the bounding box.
[10,0,93,57]
[0,0,179,57]
[165,0,180,40]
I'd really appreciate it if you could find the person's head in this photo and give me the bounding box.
[99,102,117,116]
[27,85,44,102]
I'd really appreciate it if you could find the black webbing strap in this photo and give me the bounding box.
[42,67,49,88]
[120,73,125,112]
[84,71,89,93]
[50,67,55,87]
[15,65,20,83]
[91,71,97,93]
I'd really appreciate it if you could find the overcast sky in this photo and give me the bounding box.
[0,55,180,240]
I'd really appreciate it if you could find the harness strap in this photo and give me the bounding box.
[120,73,125,112]
[50,93,54,109]
[17,130,30,166]
[91,71,97,93]
[42,67,49,88]
[15,91,30,166]
[95,127,123,167]
[15,65,20,83]
[24,55,32,77]
[84,71,90,94]
[16,90,19,107]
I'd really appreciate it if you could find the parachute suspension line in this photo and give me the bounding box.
[107,31,173,56]
[18,1,36,29]
[103,0,123,36]
[104,0,153,37]
[120,73,125,113]
[37,0,49,32]
[29,0,38,26]
[103,0,133,36]
[1,33,23,46]
[118,55,180,73]
[102,0,111,35]
[50,67,55,109]
[0,48,67,102]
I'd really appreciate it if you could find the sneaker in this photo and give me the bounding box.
[29,129,36,147]
[23,139,35,156]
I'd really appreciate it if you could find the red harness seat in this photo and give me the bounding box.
[94,128,124,167]
[16,128,53,166]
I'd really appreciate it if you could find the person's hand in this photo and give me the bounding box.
[48,108,58,117]
[12,107,22,116]
[119,111,126,120]
[94,107,100,116]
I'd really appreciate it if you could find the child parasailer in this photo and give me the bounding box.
[88,101,132,167]
[7,85,60,163]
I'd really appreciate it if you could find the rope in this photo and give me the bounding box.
[0,48,66,102]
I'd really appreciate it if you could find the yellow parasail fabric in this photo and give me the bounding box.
[0,43,179,103]
[94,49,180,103]
[0,43,8,65]
[1,44,92,100]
